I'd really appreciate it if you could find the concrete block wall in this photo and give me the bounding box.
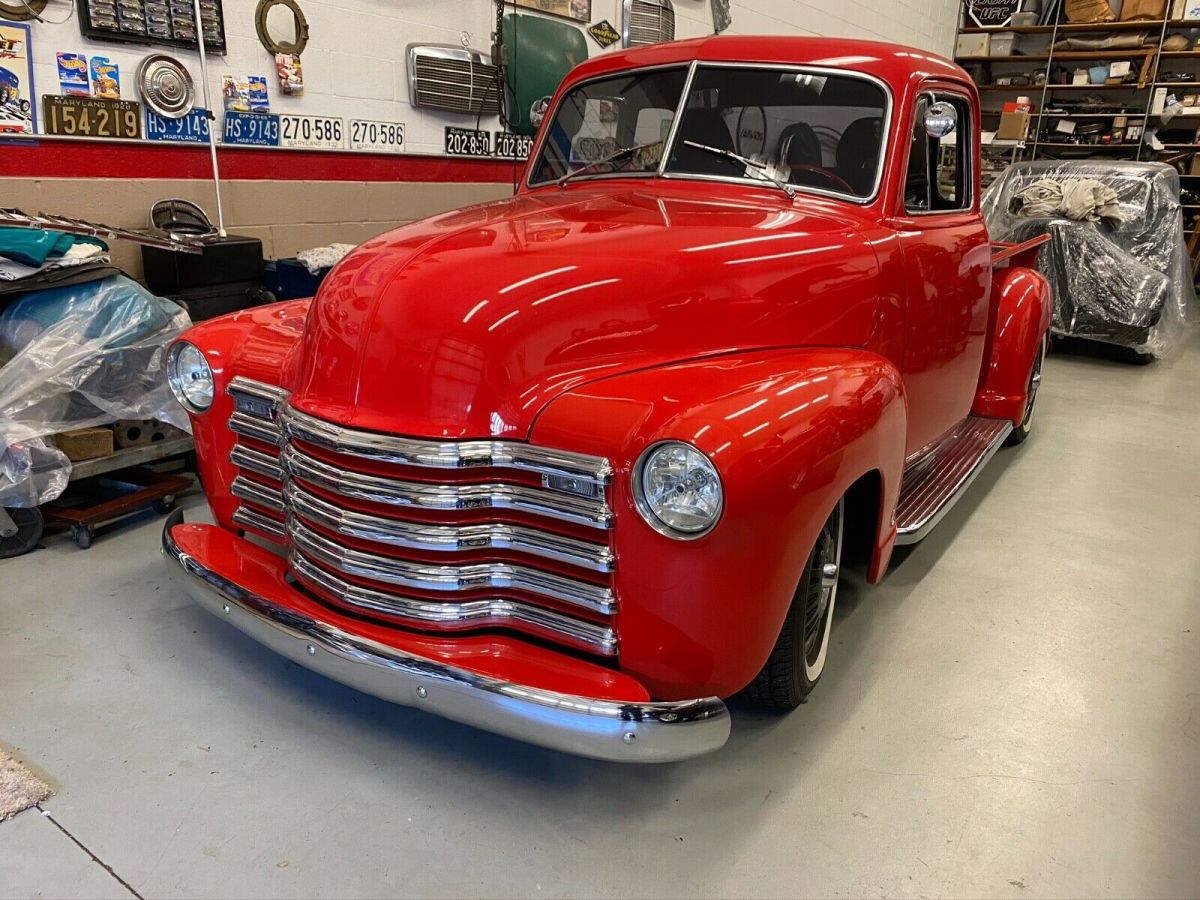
[9,0,961,278]
[22,0,960,157]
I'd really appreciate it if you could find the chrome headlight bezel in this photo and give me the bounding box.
[166,340,214,413]
[632,440,724,540]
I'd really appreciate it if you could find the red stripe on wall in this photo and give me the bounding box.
[0,139,523,183]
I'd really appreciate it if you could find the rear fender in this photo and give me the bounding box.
[171,300,310,532]
[532,348,906,700]
[973,266,1051,423]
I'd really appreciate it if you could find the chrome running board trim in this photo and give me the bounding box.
[894,416,1013,545]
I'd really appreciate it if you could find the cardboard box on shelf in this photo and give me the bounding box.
[956,33,990,57]
[1065,0,1116,22]
[1188,154,1200,176]
[1120,0,1167,19]
[996,109,1032,141]
[53,427,114,462]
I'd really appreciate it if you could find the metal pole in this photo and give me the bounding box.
[193,0,226,236]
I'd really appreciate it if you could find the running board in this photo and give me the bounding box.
[894,416,1013,545]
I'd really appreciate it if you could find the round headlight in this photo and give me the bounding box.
[166,341,214,413]
[634,441,723,538]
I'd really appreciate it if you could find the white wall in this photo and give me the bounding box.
[23,0,959,157]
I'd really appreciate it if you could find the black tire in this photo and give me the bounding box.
[1005,332,1048,447]
[0,507,44,559]
[1118,346,1156,366]
[152,495,176,515]
[72,525,93,550]
[742,498,844,711]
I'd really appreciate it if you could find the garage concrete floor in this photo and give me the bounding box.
[2,336,1198,900]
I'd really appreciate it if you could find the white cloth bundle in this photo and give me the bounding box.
[1014,177,1123,223]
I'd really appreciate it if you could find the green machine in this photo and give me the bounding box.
[500,13,589,136]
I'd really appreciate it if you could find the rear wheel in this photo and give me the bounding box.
[1005,332,1048,446]
[743,498,844,711]
[0,507,44,559]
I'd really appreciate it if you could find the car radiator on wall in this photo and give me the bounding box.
[406,44,502,115]
[624,0,676,47]
[224,378,619,660]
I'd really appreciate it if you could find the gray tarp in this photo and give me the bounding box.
[0,274,191,507]
[982,160,1195,357]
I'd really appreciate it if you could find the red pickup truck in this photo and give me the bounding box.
[162,36,1051,762]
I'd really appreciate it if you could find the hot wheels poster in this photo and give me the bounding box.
[0,21,36,135]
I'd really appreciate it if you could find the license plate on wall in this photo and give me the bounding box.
[445,126,492,156]
[494,131,533,159]
[278,114,344,150]
[145,108,210,143]
[349,119,405,153]
[222,111,280,146]
[42,96,142,140]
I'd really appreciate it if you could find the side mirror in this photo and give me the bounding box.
[924,100,958,139]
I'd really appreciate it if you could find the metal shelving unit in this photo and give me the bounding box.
[953,5,1200,162]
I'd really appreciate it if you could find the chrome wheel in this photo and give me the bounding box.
[801,499,844,682]
[1022,335,1047,429]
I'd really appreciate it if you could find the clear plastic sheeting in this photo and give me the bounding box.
[0,275,191,508]
[982,160,1196,357]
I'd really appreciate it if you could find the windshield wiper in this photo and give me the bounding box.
[557,141,663,187]
[681,140,797,198]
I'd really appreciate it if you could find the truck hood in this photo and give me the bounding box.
[292,183,882,439]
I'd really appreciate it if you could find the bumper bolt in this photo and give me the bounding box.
[622,732,636,744]
[222,604,230,614]
[306,644,316,656]
[416,686,428,699]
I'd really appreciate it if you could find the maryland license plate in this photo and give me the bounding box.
[42,95,142,140]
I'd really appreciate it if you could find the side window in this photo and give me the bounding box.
[904,94,971,213]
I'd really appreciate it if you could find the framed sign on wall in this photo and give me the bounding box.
[511,0,591,23]
[0,20,36,134]
[965,0,1021,27]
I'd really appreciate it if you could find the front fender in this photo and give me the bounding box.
[171,300,310,532]
[531,348,906,700]
[974,266,1051,423]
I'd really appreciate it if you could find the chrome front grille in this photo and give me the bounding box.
[624,0,675,47]
[225,376,618,657]
[406,44,501,116]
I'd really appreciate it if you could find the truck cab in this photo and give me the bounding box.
[161,36,1051,762]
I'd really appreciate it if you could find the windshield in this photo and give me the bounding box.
[529,67,689,186]
[529,64,889,201]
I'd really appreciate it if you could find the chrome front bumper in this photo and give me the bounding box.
[162,511,730,762]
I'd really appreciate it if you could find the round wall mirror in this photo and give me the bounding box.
[255,0,309,56]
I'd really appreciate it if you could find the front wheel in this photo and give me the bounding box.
[742,497,844,711]
[1005,332,1048,446]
